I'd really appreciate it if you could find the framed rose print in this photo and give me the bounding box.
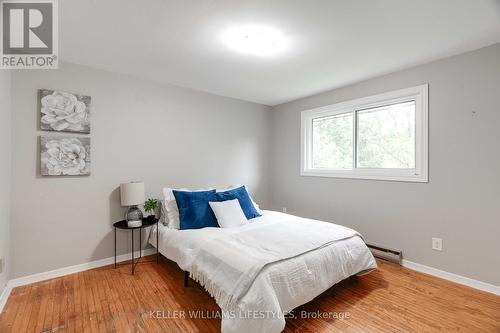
[40,135,91,176]
[39,89,91,134]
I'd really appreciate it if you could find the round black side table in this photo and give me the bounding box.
[113,217,159,274]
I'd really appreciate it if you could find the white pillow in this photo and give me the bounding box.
[218,185,262,214]
[159,201,169,226]
[162,187,212,229]
[209,199,248,228]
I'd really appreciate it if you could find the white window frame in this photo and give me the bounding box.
[301,84,428,182]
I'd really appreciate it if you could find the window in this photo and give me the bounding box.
[301,85,428,182]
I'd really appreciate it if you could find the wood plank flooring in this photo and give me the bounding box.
[1,257,499,332]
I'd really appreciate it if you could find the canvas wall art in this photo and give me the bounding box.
[39,89,91,133]
[40,135,91,176]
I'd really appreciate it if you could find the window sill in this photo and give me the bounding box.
[300,170,428,183]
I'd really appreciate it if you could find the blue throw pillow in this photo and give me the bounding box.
[215,186,261,220]
[173,189,219,230]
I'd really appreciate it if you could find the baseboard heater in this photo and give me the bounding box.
[366,243,402,265]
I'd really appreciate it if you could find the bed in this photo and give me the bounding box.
[149,209,376,333]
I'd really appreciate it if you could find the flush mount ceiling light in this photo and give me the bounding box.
[221,25,289,57]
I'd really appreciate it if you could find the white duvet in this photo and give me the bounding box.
[150,210,376,333]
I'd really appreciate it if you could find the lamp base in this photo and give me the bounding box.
[127,220,143,228]
[125,205,143,227]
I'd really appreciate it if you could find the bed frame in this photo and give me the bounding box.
[157,250,189,287]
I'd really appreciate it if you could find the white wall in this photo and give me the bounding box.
[0,71,11,292]
[10,62,271,278]
[270,43,500,286]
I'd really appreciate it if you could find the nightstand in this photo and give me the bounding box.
[113,217,159,274]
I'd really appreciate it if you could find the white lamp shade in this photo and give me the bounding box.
[120,182,145,206]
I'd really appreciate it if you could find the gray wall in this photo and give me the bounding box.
[0,71,11,291]
[10,62,271,278]
[270,43,500,286]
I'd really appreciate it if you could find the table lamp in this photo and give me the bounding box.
[120,182,145,227]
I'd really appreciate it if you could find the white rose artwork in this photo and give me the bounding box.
[40,136,91,176]
[39,89,91,133]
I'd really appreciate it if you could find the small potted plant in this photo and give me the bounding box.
[144,198,159,221]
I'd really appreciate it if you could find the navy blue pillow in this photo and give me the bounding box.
[173,189,219,230]
[215,186,261,220]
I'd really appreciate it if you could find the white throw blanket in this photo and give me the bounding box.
[188,215,360,310]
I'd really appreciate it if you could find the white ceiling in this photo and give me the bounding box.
[60,0,500,106]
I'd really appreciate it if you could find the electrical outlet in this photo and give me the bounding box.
[432,238,443,251]
[282,207,287,213]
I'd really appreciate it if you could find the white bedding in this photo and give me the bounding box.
[149,210,376,333]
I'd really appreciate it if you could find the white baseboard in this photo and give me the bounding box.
[0,248,157,313]
[0,284,10,315]
[402,259,500,296]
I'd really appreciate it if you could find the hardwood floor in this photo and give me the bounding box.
[1,257,499,332]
